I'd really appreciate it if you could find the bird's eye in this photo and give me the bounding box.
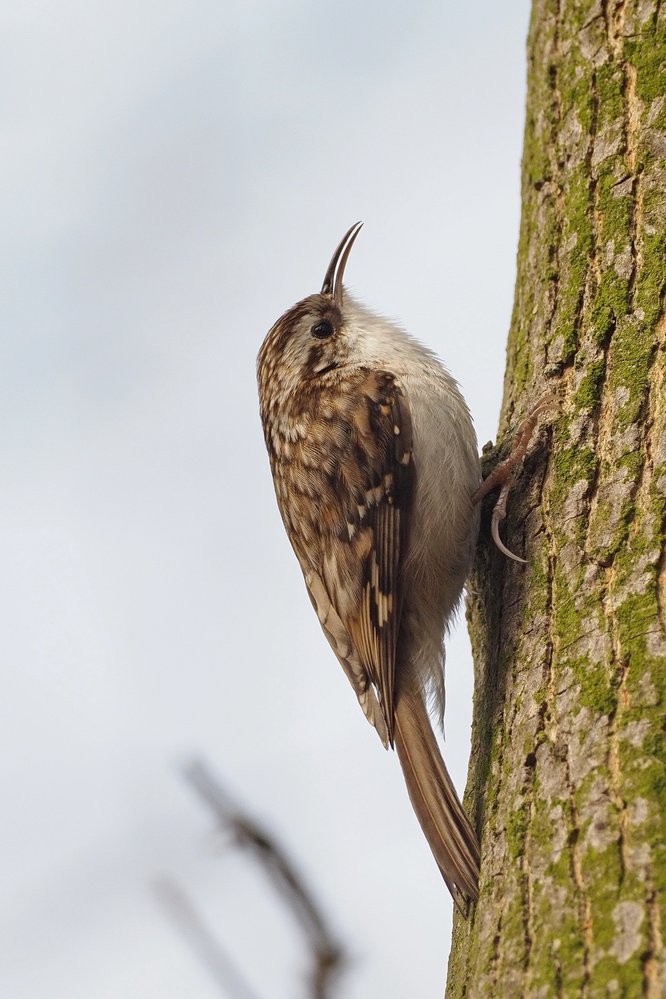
[311,319,335,339]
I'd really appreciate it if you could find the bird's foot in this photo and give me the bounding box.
[472,392,560,562]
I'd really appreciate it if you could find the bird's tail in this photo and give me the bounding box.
[393,687,480,912]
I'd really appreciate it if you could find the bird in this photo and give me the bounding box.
[257,222,482,909]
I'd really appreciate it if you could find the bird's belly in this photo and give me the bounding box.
[397,371,480,698]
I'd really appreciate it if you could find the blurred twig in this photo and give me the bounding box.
[183,758,345,999]
[154,877,263,999]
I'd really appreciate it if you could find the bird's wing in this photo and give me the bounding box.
[343,369,414,745]
[294,369,414,746]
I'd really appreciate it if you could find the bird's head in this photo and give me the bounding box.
[257,223,369,395]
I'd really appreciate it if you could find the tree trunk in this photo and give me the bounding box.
[447,2,665,996]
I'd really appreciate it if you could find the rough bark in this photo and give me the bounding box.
[447,2,666,996]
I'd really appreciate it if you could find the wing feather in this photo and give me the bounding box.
[276,367,414,746]
[345,371,413,744]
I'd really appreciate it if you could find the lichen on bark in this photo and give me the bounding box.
[447,1,666,996]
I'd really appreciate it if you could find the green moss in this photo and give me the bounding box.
[626,29,666,103]
[556,921,588,994]
[522,116,551,188]
[618,449,642,484]
[554,168,594,358]
[551,574,620,715]
[634,225,666,326]
[507,802,530,859]
[558,46,594,131]
[580,844,624,945]
[592,954,643,996]
[575,657,616,715]
[598,170,633,237]
[608,335,653,433]
[574,358,606,410]
[530,909,586,995]
[552,442,597,491]
[552,582,581,643]
[595,63,625,128]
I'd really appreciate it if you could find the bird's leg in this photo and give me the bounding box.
[472,392,559,563]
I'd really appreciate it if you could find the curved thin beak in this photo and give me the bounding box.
[320,221,363,305]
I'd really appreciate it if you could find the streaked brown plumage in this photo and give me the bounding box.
[257,223,481,909]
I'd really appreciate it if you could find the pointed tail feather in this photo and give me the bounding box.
[394,688,480,912]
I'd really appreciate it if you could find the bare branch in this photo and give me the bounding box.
[183,758,345,999]
[153,877,263,999]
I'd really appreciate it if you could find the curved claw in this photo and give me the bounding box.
[491,511,527,564]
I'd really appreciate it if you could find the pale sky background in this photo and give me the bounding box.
[2,2,531,997]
